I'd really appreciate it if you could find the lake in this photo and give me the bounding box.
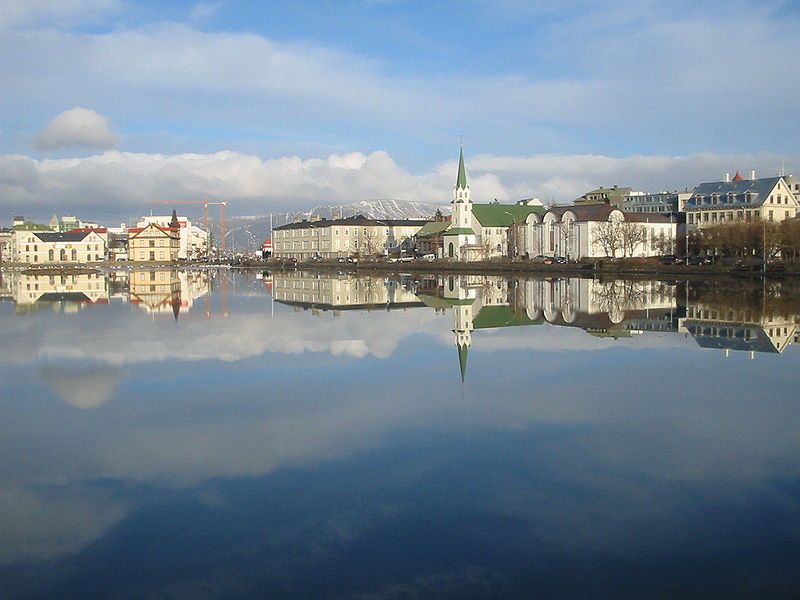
[1,268,799,599]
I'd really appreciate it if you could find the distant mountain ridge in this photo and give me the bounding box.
[227,199,450,250]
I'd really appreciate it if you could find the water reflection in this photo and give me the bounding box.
[0,269,799,599]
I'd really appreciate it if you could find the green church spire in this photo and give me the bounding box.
[458,343,469,382]
[456,146,468,190]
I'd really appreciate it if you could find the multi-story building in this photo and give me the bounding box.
[620,191,692,214]
[9,271,109,310]
[128,214,180,263]
[13,228,108,264]
[273,271,422,310]
[684,174,798,229]
[272,215,428,260]
[129,269,183,318]
[137,213,208,260]
[442,147,546,260]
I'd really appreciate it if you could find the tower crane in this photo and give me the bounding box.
[150,199,229,253]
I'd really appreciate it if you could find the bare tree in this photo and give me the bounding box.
[593,220,623,258]
[362,228,382,257]
[620,222,649,258]
[558,221,576,259]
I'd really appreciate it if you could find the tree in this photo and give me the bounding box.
[558,220,576,259]
[362,228,381,256]
[620,222,648,258]
[593,220,623,258]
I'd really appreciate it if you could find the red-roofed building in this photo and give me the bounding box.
[128,223,180,263]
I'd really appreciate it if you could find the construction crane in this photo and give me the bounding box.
[150,199,229,253]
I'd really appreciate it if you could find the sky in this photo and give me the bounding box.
[1,0,800,221]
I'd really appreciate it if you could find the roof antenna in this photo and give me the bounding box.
[459,134,463,148]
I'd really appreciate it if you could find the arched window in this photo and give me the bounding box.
[448,277,454,291]
[48,249,54,261]
[71,249,77,261]
[448,242,454,258]
[59,249,67,261]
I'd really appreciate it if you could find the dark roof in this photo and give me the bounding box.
[273,215,428,231]
[686,177,782,210]
[33,231,94,242]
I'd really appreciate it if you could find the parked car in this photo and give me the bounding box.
[660,255,680,265]
[531,255,548,263]
[418,253,436,261]
[398,255,413,263]
[553,256,567,264]
[686,256,711,266]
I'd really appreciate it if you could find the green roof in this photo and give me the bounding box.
[13,223,52,231]
[472,305,543,329]
[444,227,475,235]
[416,220,451,237]
[417,293,475,308]
[471,203,545,227]
[456,147,468,190]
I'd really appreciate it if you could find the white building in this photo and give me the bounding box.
[521,204,678,259]
[272,215,427,260]
[13,229,108,264]
[684,174,798,229]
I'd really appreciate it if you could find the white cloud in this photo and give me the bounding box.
[34,107,118,151]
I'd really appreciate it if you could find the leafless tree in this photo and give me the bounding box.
[558,221,576,259]
[620,222,649,257]
[593,220,623,258]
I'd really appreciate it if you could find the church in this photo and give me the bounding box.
[442,147,545,260]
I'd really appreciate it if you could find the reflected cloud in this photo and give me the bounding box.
[38,364,122,409]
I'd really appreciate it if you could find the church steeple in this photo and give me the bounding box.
[457,342,469,382]
[451,145,473,230]
[456,146,468,191]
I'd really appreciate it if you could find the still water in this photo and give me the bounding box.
[1,268,799,599]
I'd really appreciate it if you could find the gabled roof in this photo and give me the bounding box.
[443,227,475,235]
[415,219,451,237]
[471,203,545,227]
[273,215,428,231]
[686,177,783,210]
[472,305,543,329]
[128,223,180,239]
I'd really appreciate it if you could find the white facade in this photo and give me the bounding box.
[521,206,678,259]
[13,229,108,264]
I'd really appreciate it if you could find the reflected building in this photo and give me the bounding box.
[128,269,211,319]
[520,278,682,337]
[680,301,797,355]
[273,271,422,312]
[8,271,110,313]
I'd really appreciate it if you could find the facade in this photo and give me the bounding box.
[684,176,798,229]
[273,271,421,310]
[128,220,180,263]
[272,215,427,260]
[137,214,208,259]
[0,228,12,262]
[9,271,109,310]
[13,229,107,264]
[521,204,679,259]
[442,147,546,260]
[621,191,692,214]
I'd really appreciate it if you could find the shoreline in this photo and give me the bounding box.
[3,259,799,279]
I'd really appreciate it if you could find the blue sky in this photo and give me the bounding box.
[1,0,799,219]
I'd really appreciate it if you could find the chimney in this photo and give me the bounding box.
[724,172,730,182]
[750,169,756,180]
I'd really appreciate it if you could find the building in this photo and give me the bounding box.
[129,269,183,319]
[414,218,450,255]
[620,191,692,214]
[9,271,109,311]
[442,147,546,260]
[272,215,428,260]
[13,229,108,264]
[0,228,12,262]
[573,186,644,207]
[684,174,798,229]
[128,213,181,262]
[520,204,679,259]
[137,213,208,260]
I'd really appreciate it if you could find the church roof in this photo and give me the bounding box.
[458,343,468,382]
[456,147,468,190]
[471,203,545,227]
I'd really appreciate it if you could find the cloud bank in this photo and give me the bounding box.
[0,148,796,218]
